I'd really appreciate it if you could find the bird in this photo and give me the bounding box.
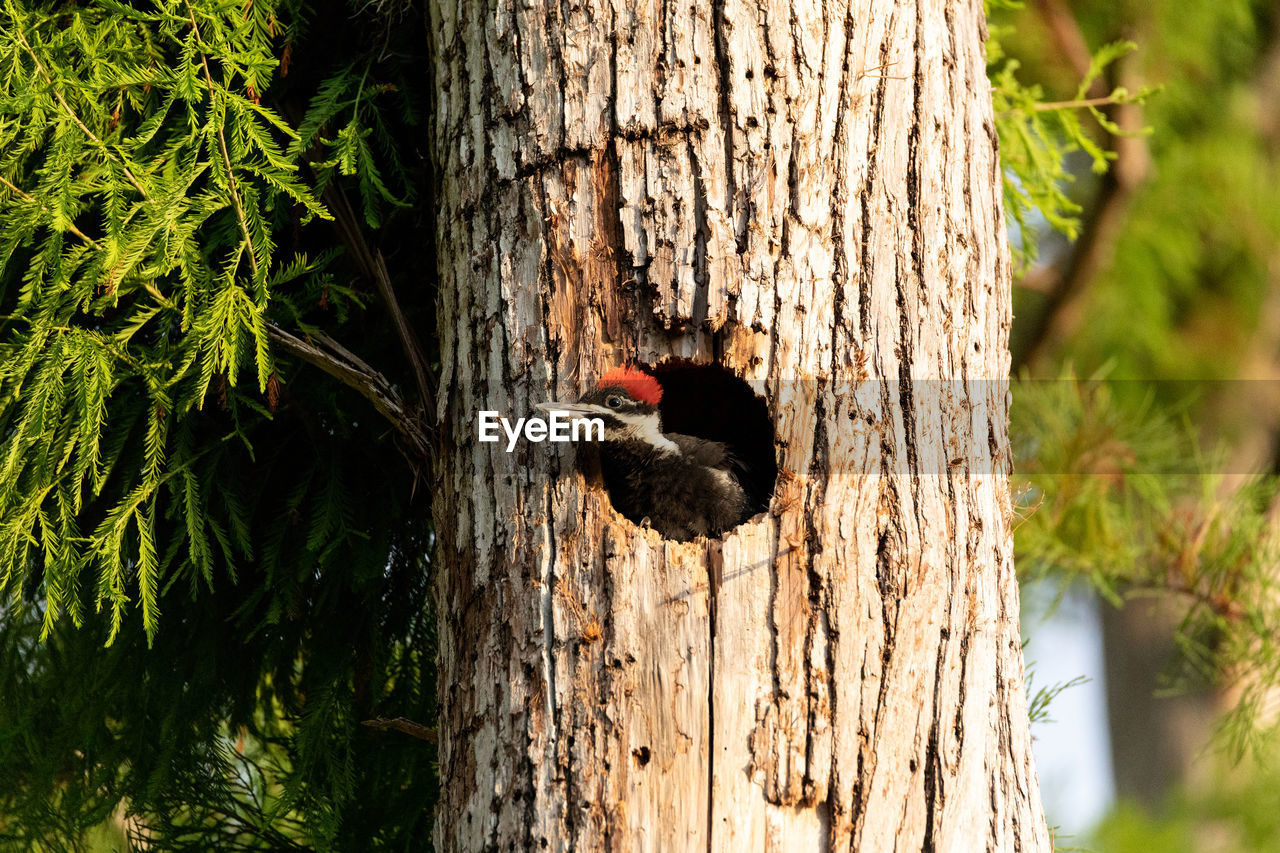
[537,367,750,541]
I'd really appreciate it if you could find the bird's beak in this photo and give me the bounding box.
[535,401,607,418]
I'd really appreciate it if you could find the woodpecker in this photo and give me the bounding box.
[537,367,749,541]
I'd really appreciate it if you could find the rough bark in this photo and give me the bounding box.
[429,0,1049,849]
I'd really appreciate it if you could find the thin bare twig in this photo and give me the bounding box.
[1035,95,1128,111]
[272,95,437,428]
[361,715,437,743]
[321,182,436,423]
[1000,94,1133,115]
[267,323,432,464]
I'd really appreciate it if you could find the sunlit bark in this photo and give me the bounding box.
[429,0,1049,848]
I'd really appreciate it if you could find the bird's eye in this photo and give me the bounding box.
[606,395,623,409]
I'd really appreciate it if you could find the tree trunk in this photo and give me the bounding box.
[1100,596,1217,809]
[429,0,1050,849]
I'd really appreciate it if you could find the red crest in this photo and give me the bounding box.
[597,367,663,406]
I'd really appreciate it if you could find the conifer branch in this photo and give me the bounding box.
[0,176,175,307]
[7,10,148,199]
[1012,32,1149,369]
[0,176,101,249]
[184,0,259,278]
[0,7,440,836]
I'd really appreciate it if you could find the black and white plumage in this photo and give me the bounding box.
[538,370,749,541]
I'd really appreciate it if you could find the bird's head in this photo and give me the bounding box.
[537,367,672,450]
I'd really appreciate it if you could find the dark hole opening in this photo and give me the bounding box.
[647,359,778,523]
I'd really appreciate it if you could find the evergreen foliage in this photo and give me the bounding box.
[986,0,1155,269]
[0,0,438,847]
[1060,1,1280,381]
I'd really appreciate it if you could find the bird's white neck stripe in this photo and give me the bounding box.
[634,419,679,454]
[613,411,679,455]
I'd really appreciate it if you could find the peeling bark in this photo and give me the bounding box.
[429,0,1049,848]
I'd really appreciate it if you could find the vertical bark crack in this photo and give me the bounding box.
[537,185,562,772]
[712,0,739,254]
[707,541,723,851]
[857,20,893,340]
[688,136,711,327]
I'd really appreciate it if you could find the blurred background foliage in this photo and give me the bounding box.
[993,0,1280,848]
[2,0,1280,849]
